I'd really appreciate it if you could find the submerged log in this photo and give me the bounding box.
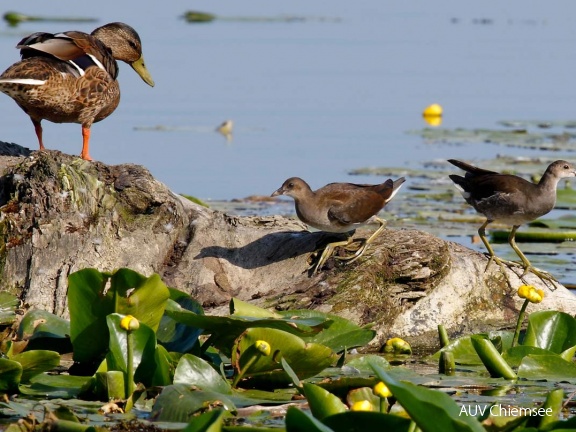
[1,146,575,350]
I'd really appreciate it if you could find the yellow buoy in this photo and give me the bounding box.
[422,103,443,127]
[423,103,443,117]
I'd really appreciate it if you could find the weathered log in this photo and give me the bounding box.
[1,146,575,350]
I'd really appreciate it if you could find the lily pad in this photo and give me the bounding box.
[302,382,347,420]
[522,311,576,353]
[105,314,169,388]
[0,292,19,325]
[517,354,576,381]
[19,374,92,399]
[157,288,205,353]
[150,383,236,422]
[369,359,486,432]
[491,228,576,243]
[10,350,60,383]
[431,332,514,366]
[323,411,412,432]
[285,406,335,432]
[173,354,231,394]
[68,268,170,364]
[182,409,225,432]
[502,346,556,368]
[277,310,376,353]
[231,327,336,386]
[164,299,329,356]
[17,309,72,352]
[0,358,22,392]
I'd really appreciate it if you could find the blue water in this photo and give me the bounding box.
[0,1,575,200]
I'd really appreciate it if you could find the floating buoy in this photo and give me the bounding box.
[423,103,443,117]
[422,103,443,126]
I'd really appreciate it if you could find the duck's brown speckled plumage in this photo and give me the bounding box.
[0,22,154,160]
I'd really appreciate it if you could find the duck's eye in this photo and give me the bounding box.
[564,164,570,169]
[288,182,294,188]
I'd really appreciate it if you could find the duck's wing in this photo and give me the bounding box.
[17,31,117,79]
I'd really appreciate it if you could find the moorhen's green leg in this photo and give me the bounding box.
[335,217,387,264]
[314,218,388,272]
[313,238,354,273]
[508,225,558,285]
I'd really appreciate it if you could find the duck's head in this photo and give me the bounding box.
[92,22,154,87]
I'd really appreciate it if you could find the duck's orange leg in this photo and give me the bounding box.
[32,119,45,150]
[80,126,93,161]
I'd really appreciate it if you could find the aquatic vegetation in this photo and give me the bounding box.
[2,268,576,430]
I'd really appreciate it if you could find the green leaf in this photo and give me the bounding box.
[20,373,94,399]
[105,314,157,387]
[17,309,72,352]
[150,384,236,422]
[108,268,170,332]
[323,411,412,432]
[523,311,576,353]
[531,214,576,229]
[10,350,60,383]
[517,354,576,381]
[277,309,376,352]
[183,409,225,432]
[0,358,22,392]
[230,298,283,318]
[94,371,125,400]
[164,299,328,356]
[148,344,174,387]
[503,345,554,368]
[68,268,169,363]
[157,288,204,352]
[0,292,19,325]
[346,355,390,372]
[231,327,336,386]
[302,382,347,420]
[430,331,514,365]
[68,268,115,363]
[491,229,576,243]
[174,354,231,394]
[285,406,335,432]
[368,358,485,432]
[345,386,380,412]
[280,357,302,388]
[470,335,516,379]
[18,309,70,340]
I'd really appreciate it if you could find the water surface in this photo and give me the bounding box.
[0,1,575,283]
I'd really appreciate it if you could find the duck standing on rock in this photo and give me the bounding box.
[448,159,576,284]
[272,177,405,272]
[0,22,154,161]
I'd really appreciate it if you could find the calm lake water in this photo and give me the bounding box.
[0,1,575,282]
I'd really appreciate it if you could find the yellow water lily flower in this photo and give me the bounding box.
[120,315,140,331]
[351,400,373,411]
[373,381,392,398]
[517,285,544,304]
[255,340,271,356]
[384,337,412,354]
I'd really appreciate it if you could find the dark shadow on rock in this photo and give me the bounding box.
[0,141,31,157]
[195,230,349,269]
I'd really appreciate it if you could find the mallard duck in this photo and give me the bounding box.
[0,22,154,161]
